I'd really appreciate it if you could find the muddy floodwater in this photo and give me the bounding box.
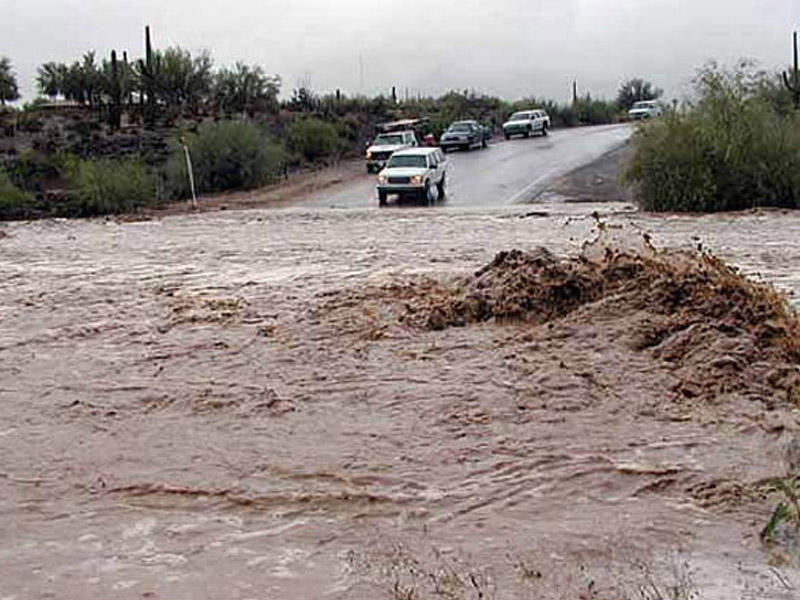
[2,203,800,599]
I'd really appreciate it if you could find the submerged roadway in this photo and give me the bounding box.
[291,123,633,209]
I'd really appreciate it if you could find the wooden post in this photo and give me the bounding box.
[180,134,198,209]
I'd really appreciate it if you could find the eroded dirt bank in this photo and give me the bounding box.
[1,203,800,599]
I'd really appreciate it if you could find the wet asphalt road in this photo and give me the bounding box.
[293,123,633,209]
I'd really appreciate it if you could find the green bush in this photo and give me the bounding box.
[571,96,618,125]
[2,149,63,192]
[286,117,343,162]
[66,157,156,216]
[166,120,286,198]
[623,64,800,212]
[0,168,37,220]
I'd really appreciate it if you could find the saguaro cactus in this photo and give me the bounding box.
[109,50,122,129]
[138,25,159,125]
[783,31,800,109]
[123,51,132,106]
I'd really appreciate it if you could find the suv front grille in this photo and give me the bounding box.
[388,176,410,184]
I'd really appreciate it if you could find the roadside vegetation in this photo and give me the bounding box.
[66,156,157,216]
[0,167,35,219]
[165,121,286,198]
[285,117,344,162]
[624,61,800,212]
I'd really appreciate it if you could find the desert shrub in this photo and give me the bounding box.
[285,117,343,162]
[66,157,156,216]
[16,113,44,133]
[166,120,286,198]
[1,149,65,192]
[623,63,800,212]
[0,168,37,220]
[572,96,618,125]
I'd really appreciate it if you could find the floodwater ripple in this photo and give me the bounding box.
[1,203,799,599]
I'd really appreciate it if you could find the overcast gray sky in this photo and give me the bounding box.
[3,0,799,103]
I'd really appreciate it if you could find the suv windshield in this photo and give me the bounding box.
[509,112,529,121]
[373,134,404,145]
[449,123,472,132]
[387,154,427,168]
[632,102,655,109]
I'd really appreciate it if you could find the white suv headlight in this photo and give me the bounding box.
[377,174,387,184]
[410,175,424,185]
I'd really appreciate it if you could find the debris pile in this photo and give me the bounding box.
[409,244,800,403]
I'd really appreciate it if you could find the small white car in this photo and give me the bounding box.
[365,131,418,173]
[627,100,662,120]
[376,147,447,206]
[502,110,550,139]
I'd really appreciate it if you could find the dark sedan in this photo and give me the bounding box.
[438,120,491,152]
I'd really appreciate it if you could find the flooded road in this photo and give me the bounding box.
[2,203,800,599]
[291,124,632,209]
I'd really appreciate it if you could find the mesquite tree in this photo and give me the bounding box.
[616,78,663,111]
[0,57,20,105]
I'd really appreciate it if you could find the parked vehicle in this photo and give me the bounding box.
[627,100,662,120]
[377,118,430,135]
[376,147,447,206]
[439,120,491,152]
[365,130,418,173]
[502,110,550,139]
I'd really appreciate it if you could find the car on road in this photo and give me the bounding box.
[439,120,491,152]
[365,130,419,173]
[502,110,550,139]
[627,100,662,120]
[376,147,447,206]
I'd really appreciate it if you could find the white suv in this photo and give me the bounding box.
[376,147,447,206]
[628,100,662,120]
[502,110,550,139]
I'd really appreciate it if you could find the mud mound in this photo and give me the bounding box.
[417,247,799,351]
[419,247,607,329]
[409,245,800,404]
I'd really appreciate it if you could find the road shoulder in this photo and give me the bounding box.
[538,142,633,203]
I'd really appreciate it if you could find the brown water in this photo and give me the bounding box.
[2,203,800,599]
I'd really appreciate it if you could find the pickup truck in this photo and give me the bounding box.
[376,147,447,206]
[365,130,418,173]
[502,109,550,139]
[438,120,491,151]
